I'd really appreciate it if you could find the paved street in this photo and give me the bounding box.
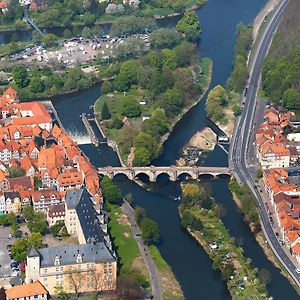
[0,227,15,281]
[229,0,300,288]
[121,200,162,300]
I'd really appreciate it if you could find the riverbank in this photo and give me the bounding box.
[253,0,281,41]
[148,245,184,299]
[178,184,269,299]
[106,202,183,298]
[160,58,213,145]
[0,1,206,34]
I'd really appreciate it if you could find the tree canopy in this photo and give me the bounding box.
[122,98,141,118]
[149,28,182,49]
[101,176,121,204]
[176,12,201,42]
[140,218,160,244]
[205,85,228,122]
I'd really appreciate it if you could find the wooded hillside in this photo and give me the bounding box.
[262,0,300,108]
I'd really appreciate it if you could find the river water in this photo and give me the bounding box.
[2,0,299,298]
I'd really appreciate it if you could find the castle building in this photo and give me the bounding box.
[25,189,116,295]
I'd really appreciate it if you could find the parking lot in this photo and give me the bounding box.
[0,226,15,280]
[6,34,150,68]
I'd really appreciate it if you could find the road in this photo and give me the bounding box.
[229,0,300,288]
[121,200,162,300]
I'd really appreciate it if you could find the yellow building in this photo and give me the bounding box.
[25,189,116,295]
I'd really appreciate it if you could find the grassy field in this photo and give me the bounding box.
[182,205,269,300]
[148,245,184,300]
[106,202,147,275]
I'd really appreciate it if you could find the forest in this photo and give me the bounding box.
[262,0,300,110]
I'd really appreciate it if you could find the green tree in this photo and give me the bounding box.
[182,183,201,200]
[50,221,65,237]
[11,238,29,262]
[82,27,92,38]
[140,218,160,244]
[176,12,201,42]
[28,232,43,249]
[205,85,228,122]
[28,212,47,235]
[133,132,159,161]
[133,147,152,166]
[158,88,183,117]
[101,102,111,120]
[120,60,139,85]
[143,108,170,138]
[122,98,141,118]
[180,210,196,228]
[30,76,45,93]
[149,28,182,49]
[221,263,235,281]
[160,48,177,70]
[175,41,195,67]
[23,205,34,221]
[137,66,156,89]
[101,81,112,94]
[282,88,300,110]
[134,206,147,226]
[12,65,29,88]
[111,116,123,129]
[101,176,121,204]
[55,286,71,300]
[113,72,130,92]
[63,77,76,91]
[41,33,58,47]
[0,213,16,227]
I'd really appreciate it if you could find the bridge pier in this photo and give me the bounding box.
[169,172,177,181]
[149,172,156,182]
[191,173,198,180]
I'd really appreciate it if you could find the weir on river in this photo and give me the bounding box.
[4,0,299,298]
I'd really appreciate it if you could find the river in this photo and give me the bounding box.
[6,0,299,298]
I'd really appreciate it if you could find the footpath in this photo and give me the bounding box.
[121,200,162,300]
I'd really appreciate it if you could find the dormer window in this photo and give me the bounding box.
[76,253,82,264]
[54,255,60,266]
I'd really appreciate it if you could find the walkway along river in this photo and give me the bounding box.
[48,0,300,299]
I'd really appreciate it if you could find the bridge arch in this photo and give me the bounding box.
[198,173,215,180]
[134,172,151,182]
[176,171,196,181]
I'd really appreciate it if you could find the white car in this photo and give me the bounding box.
[11,271,19,277]
[295,268,300,274]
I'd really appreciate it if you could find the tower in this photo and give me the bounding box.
[25,246,41,283]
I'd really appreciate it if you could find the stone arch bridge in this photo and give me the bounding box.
[97,166,231,182]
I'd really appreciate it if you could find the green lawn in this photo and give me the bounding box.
[199,57,212,87]
[106,202,141,271]
[95,88,150,120]
[148,245,169,271]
